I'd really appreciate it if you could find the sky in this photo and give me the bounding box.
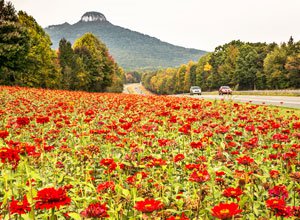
[9,0,300,51]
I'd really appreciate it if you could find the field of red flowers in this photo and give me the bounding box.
[0,86,299,219]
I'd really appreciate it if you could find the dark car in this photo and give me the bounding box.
[219,86,232,95]
[190,86,201,95]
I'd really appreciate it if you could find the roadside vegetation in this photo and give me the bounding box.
[142,39,300,95]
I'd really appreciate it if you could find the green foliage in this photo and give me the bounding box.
[17,11,61,88]
[73,33,117,92]
[142,38,300,94]
[125,71,141,83]
[0,0,30,85]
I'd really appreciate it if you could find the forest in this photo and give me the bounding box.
[0,0,124,93]
[142,39,300,94]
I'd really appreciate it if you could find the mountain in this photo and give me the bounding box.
[45,12,207,70]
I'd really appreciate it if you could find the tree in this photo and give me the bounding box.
[235,44,259,90]
[264,46,289,89]
[73,33,115,92]
[17,11,61,88]
[0,0,30,85]
[58,38,76,89]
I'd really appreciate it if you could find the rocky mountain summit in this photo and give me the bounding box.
[80,12,107,22]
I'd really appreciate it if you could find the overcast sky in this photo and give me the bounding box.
[9,0,300,51]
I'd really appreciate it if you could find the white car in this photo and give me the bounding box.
[190,86,201,95]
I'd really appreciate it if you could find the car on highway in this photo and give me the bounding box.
[219,86,232,95]
[190,86,201,95]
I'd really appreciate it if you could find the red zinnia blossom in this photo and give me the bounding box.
[10,196,31,214]
[266,198,286,210]
[147,158,167,167]
[292,206,300,217]
[81,202,109,218]
[185,163,206,170]
[269,170,280,179]
[211,202,242,219]
[293,122,300,129]
[0,147,20,169]
[275,206,293,217]
[0,130,9,139]
[190,141,204,149]
[97,181,115,192]
[216,171,225,177]
[134,199,164,213]
[245,125,255,132]
[178,124,191,135]
[189,170,210,183]
[236,155,254,165]
[173,153,185,162]
[100,158,114,166]
[35,187,71,210]
[268,185,289,200]
[166,213,190,220]
[36,116,50,124]
[223,187,243,199]
[16,117,30,126]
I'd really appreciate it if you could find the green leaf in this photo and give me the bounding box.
[68,213,82,220]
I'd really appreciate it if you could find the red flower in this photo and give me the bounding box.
[9,196,31,214]
[211,202,242,219]
[35,187,71,210]
[269,170,280,179]
[16,117,30,126]
[100,158,114,166]
[166,213,190,220]
[190,141,204,150]
[36,116,50,124]
[0,130,9,139]
[178,124,191,135]
[97,181,115,192]
[236,155,254,165]
[81,202,109,218]
[266,198,286,210]
[189,170,210,183]
[268,185,289,200]
[216,171,225,177]
[223,187,243,199]
[174,153,185,162]
[0,147,20,169]
[147,158,167,167]
[134,198,164,213]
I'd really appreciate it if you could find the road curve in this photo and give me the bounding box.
[176,94,300,109]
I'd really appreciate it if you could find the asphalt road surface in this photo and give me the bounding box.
[179,94,300,109]
[123,84,300,109]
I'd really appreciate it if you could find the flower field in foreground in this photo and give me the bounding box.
[0,86,299,220]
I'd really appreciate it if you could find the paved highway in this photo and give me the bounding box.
[177,94,300,109]
[123,84,300,109]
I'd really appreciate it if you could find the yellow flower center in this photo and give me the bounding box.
[220,209,230,214]
[17,201,23,206]
[145,204,152,207]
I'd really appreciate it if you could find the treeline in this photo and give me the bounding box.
[142,39,300,94]
[0,0,124,92]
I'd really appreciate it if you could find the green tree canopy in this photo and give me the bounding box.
[0,0,30,84]
[73,33,116,92]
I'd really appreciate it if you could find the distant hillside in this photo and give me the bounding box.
[45,12,206,70]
